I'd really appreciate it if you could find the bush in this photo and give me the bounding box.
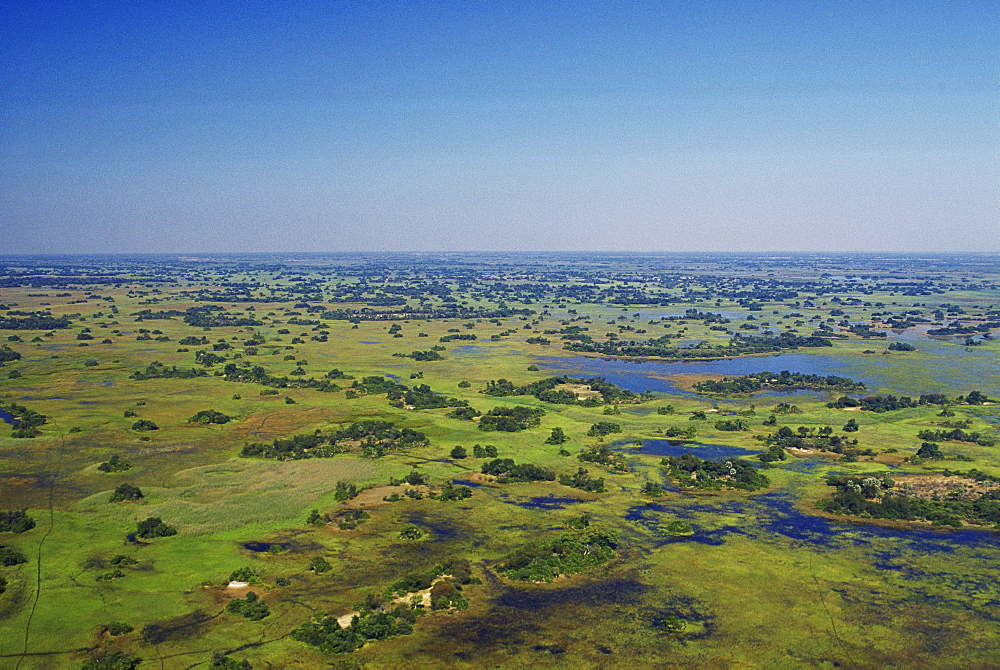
[586,421,621,437]
[131,419,158,431]
[0,545,27,566]
[189,409,232,424]
[229,567,259,584]
[135,517,176,539]
[226,591,270,620]
[0,510,36,533]
[82,650,142,670]
[109,483,143,502]
[310,556,332,573]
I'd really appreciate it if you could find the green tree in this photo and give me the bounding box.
[545,427,567,445]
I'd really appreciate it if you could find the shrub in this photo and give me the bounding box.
[0,546,27,566]
[131,419,158,431]
[109,483,143,502]
[135,517,176,539]
[189,409,232,424]
[226,591,270,620]
[586,421,621,437]
[0,510,35,533]
[82,650,142,670]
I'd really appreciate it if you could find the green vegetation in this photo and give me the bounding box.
[0,510,36,533]
[661,454,770,491]
[478,405,545,432]
[693,371,865,395]
[226,591,270,620]
[586,421,621,437]
[98,454,132,472]
[3,254,1000,668]
[500,528,618,581]
[109,483,143,502]
[189,409,233,424]
[240,420,428,459]
[134,517,177,539]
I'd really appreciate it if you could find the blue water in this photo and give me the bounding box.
[626,492,1000,553]
[503,495,585,510]
[622,439,760,460]
[534,353,866,396]
[534,349,1000,397]
[243,542,288,552]
[0,408,15,425]
[359,340,381,344]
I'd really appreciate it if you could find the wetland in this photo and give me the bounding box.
[0,252,999,668]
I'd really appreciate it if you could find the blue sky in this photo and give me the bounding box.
[2,1,997,253]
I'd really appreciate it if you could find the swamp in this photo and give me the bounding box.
[0,251,999,668]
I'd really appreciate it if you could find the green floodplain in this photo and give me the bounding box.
[1,251,999,669]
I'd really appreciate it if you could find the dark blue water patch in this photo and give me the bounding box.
[492,577,649,611]
[502,496,584,510]
[243,541,290,552]
[407,518,461,540]
[533,353,870,397]
[78,400,100,405]
[0,408,15,425]
[624,439,760,460]
[452,479,484,487]
[534,350,1000,398]
[628,491,1000,554]
[359,340,381,344]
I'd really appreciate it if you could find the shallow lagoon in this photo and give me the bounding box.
[534,347,999,396]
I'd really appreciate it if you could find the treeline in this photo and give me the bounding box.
[317,306,534,322]
[0,313,72,329]
[917,428,995,447]
[132,306,262,328]
[694,370,865,395]
[222,364,342,392]
[481,376,645,405]
[564,332,832,360]
[130,361,209,380]
[827,390,990,412]
[661,453,770,491]
[818,475,1000,527]
[241,421,428,460]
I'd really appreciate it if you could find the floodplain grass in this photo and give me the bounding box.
[1,259,1000,667]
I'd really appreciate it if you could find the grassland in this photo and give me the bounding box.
[1,252,999,668]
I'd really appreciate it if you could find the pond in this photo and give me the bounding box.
[533,349,1000,397]
[618,439,760,460]
[627,491,1000,553]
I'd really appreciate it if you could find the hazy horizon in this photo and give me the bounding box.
[2,2,997,254]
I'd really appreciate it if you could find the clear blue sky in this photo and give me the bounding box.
[2,1,997,253]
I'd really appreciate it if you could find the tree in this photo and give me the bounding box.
[449,445,467,459]
[545,427,567,445]
[916,442,943,460]
[0,510,36,533]
[109,483,143,502]
[135,517,176,539]
[82,651,141,670]
[843,418,859,432]
[131,419,158,431]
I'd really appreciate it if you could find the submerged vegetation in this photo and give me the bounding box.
[2,252,1000,667]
